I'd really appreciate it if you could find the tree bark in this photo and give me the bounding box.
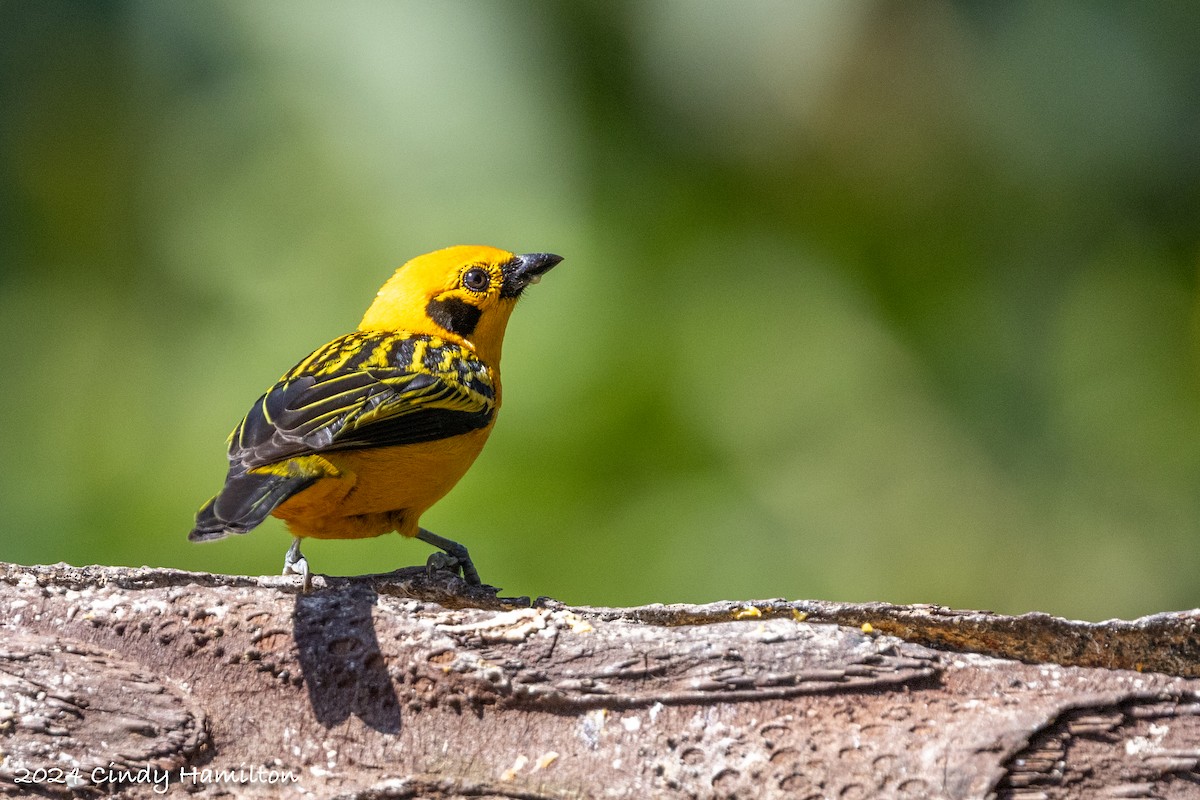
[0,562,1197,799]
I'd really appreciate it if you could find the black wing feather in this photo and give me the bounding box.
[230,356,494,469]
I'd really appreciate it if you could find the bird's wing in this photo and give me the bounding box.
[228,332,497,469]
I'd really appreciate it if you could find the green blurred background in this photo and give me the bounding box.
[2,1,1198,620]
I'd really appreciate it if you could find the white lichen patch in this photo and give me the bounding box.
[579,708,609,749]
[557,610,594,634]
[499,754,528,781]
[1125,722,1171,756]
[752,618,798,643]
[438,608,547,642]
[199,603,228,619]
[436,607,596,644]
[81,591,131,620]
[130,598,171,616]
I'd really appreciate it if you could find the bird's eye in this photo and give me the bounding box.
[461,267,491,292]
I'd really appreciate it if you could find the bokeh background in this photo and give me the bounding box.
[2,1,1198,620]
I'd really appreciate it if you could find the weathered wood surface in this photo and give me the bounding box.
[0,562,1197,799]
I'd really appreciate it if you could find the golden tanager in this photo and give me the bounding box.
[189,245,563,590]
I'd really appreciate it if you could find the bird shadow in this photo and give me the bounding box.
[291,580,402,733]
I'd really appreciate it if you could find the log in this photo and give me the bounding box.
[0,562,1197,798]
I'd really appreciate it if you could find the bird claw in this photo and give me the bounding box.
[425,551,462,579]
[416,528,482,586]
[283,538,312,593]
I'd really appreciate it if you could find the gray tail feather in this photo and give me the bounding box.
[187,470,318,543]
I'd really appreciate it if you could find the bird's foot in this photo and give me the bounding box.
[416,527,481,585]
[425,551,461,579]
[283,537,312,593]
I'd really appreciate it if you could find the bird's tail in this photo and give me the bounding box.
[188,468,319,542]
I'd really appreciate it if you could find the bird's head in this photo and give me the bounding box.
[359,245,562,363]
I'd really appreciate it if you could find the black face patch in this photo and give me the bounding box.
[426,296,482,337]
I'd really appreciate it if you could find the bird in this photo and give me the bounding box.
[188,245,563,591]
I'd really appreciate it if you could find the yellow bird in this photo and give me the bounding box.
[189,245,563,590]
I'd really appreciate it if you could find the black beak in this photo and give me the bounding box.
[501,252,563,297]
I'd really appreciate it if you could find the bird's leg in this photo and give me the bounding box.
[282,537,312,593]
[416,527,481,585]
